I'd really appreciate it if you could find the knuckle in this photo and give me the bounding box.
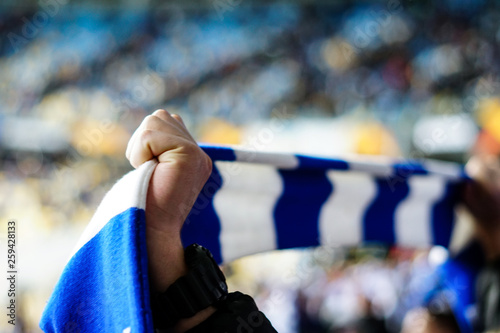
[153,109,167,116]
[143,115,156,127]
[199,150,213,177]
[144,112,170,131]
[203,151,213,167]
[139,128,155,142]
[180,143,212,173]
[152,109,171,120]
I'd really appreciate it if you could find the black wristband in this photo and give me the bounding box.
[151,244,228,329]
[185,292,278,333]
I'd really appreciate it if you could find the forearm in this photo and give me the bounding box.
[145,164,215,332]
[146,206,218,333]
[146,228,186,292]
[125,110,215,331]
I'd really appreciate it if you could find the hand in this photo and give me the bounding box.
[126,110,215,332]
[464,154,500,261]
[127,109,212,234]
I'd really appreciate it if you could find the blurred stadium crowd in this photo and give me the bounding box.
[227,245,455,333]
[1,0,500,331]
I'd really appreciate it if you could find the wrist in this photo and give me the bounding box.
[147,238,218,333]
[145,158,212,235]
[146,229,186,292]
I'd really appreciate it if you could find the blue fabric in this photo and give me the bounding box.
[274,166,332,249]
[432,182,461,247]
[432,242,486,333]
[183,147,466,255]
[293,154,349,170]
[40,207,153,333]
[198,144,237,162]
[392,161,429,177]
[363,177,410,244]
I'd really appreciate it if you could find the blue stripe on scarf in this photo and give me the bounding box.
[200,145,237,162]
[294,154,349,170]
[40,207,153,333]
[274,157,333,249]
[363,177,410,244]
[392,161,428,177]
[432,181,460,247]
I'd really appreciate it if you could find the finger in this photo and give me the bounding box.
[152,109,193,139]
[152,109,173,122]
[126,127,152,168]
[171,114,195,139]
[126,115,165,163]
[171,114,185,127]
[128,129,168,168]
[126,110,198,168]
[129,129,199,168]
[152,109,186,131]
[126,120,147,162]
[128,129,158,168]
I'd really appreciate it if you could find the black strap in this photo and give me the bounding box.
[151,244,228,329]
[185,292,278,333]
[157,264,228,323]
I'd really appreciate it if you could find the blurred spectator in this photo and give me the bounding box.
[401,307,460,333]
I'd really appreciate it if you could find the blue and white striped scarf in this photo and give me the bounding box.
[40,145,467,332]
